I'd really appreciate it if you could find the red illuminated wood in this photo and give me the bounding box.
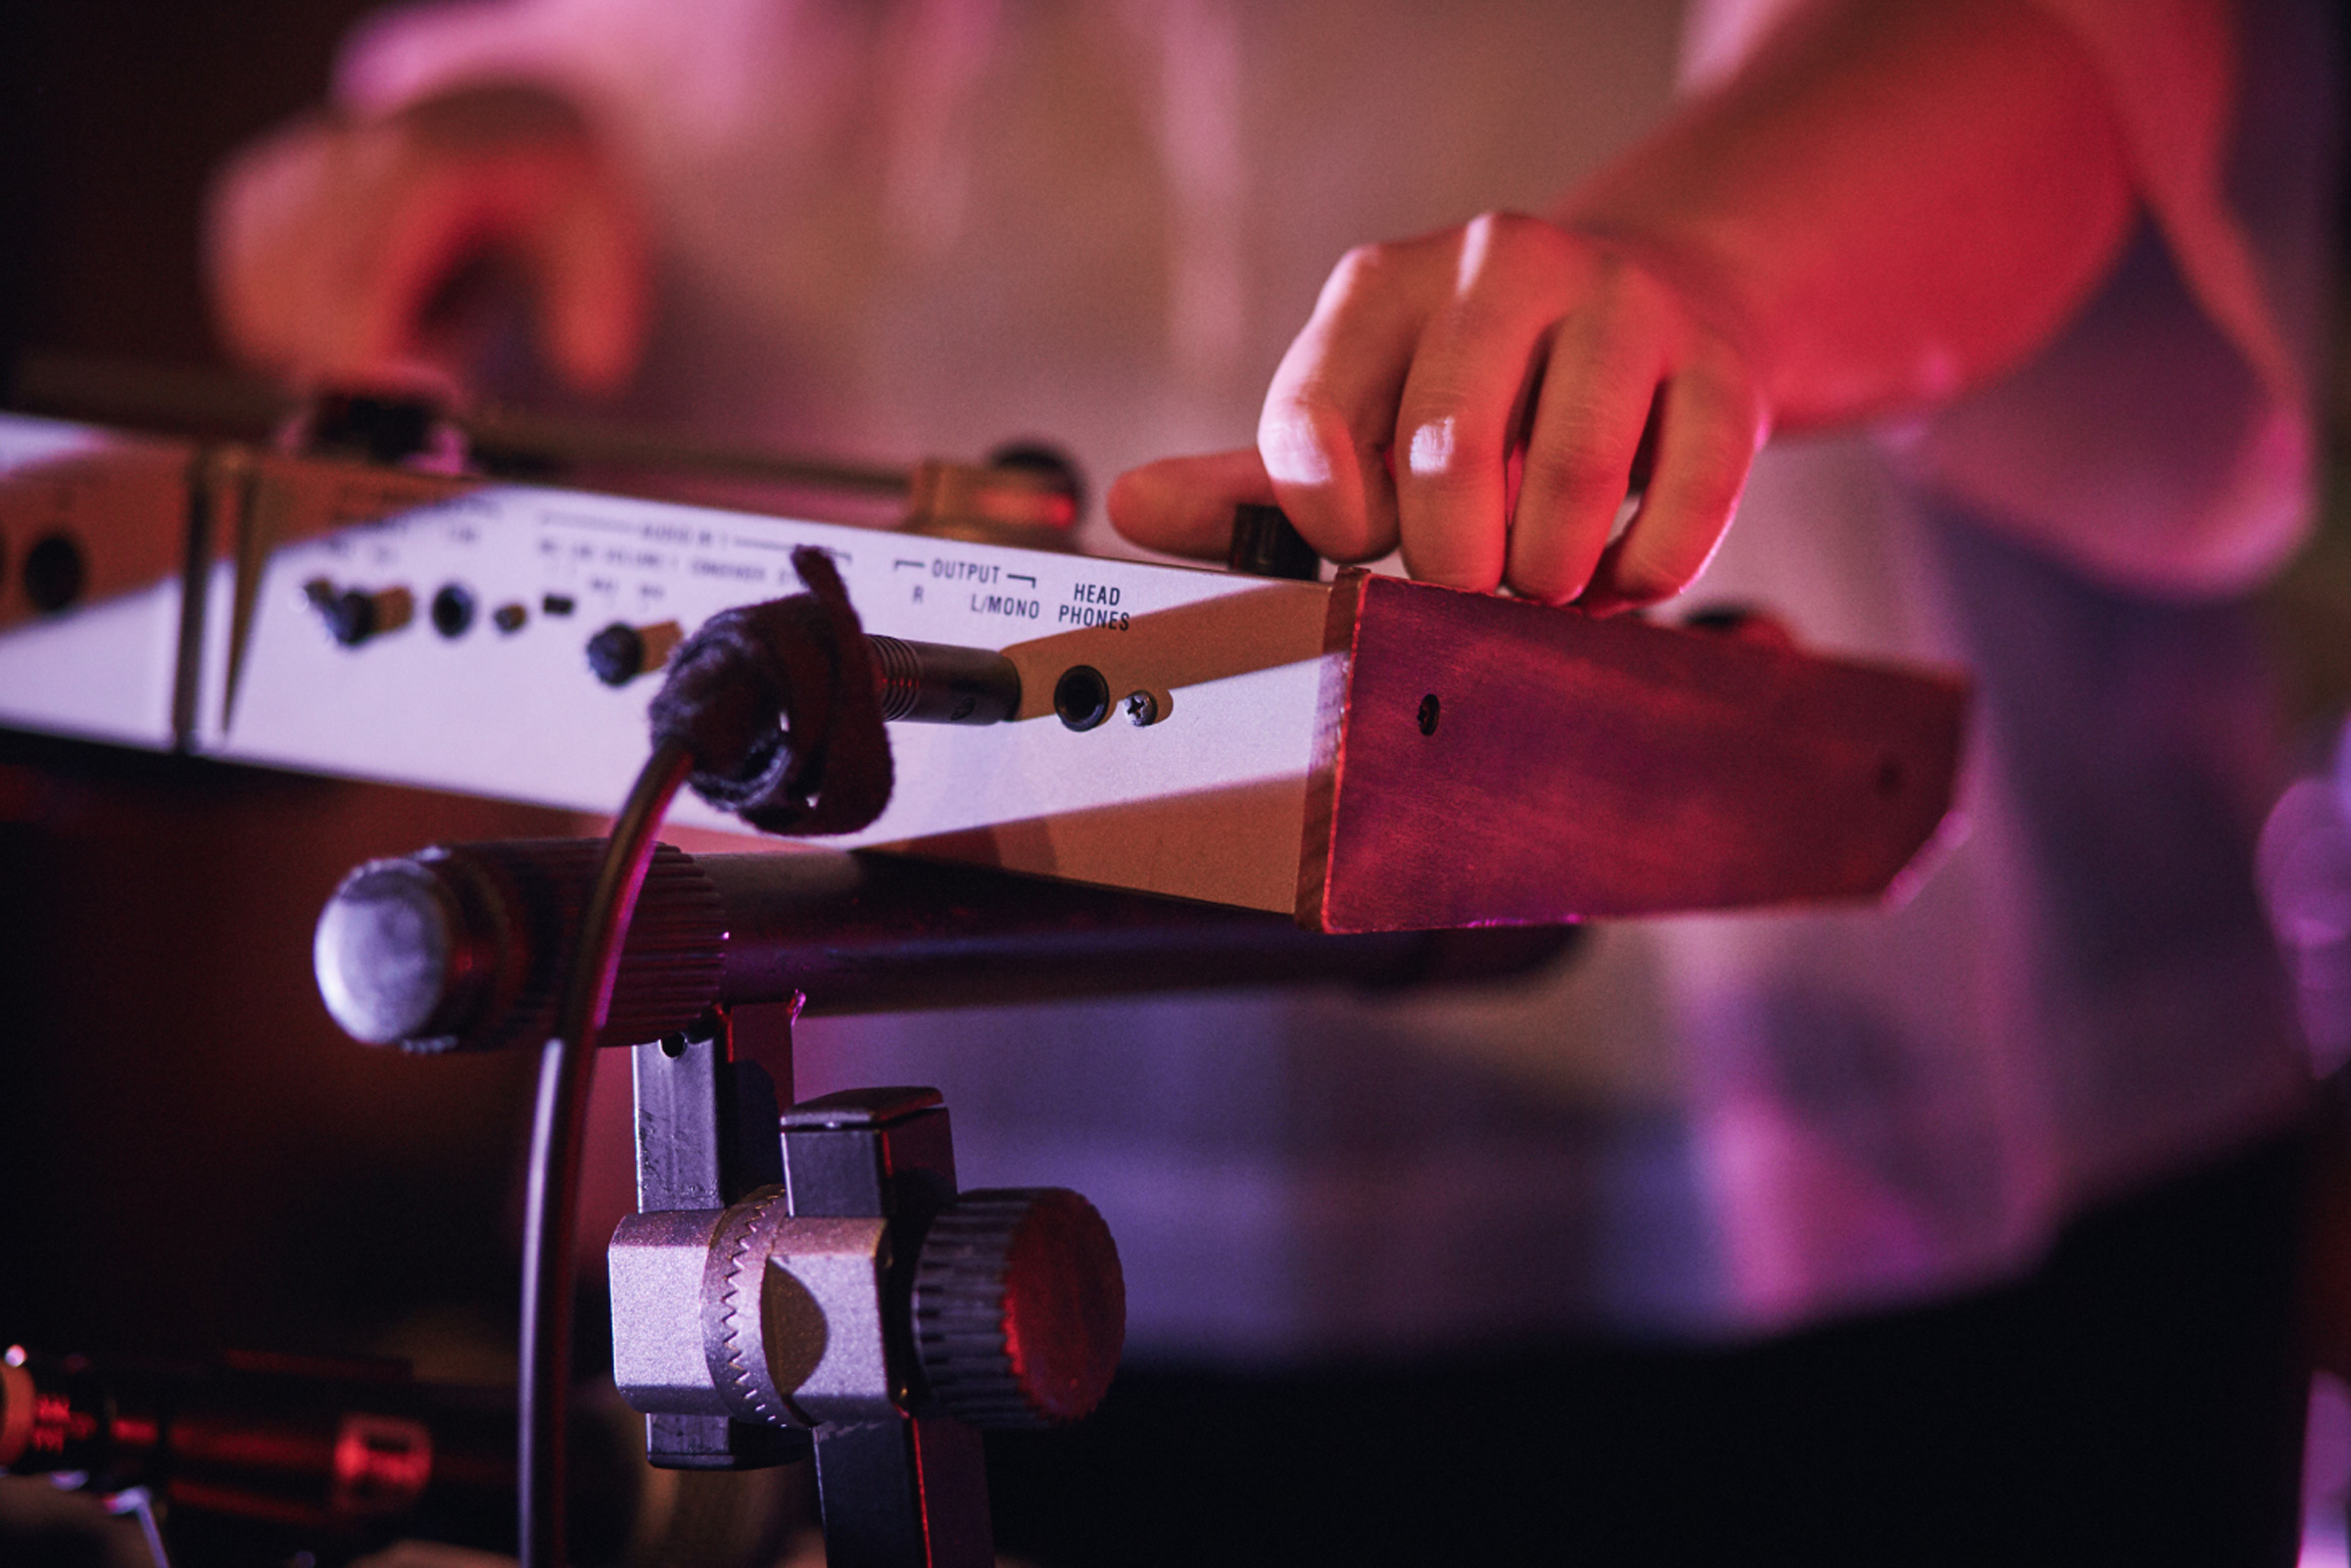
[1303,572,1967,932]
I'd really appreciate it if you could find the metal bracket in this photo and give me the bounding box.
[616,1008,993,1566]
[628,1005,803,1473]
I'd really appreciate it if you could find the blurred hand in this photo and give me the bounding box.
[206,85,649,399]
[1111,212,1767,612]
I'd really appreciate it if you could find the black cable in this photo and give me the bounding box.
[516,736,694,1568]
[514,546,885,1568]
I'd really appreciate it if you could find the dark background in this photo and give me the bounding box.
[0,2,572,1373]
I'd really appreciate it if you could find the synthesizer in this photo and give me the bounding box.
[0,407,1967,931]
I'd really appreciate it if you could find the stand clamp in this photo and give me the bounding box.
[608,1013,1123,1568]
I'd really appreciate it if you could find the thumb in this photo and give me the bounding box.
[1107,448,1277,559]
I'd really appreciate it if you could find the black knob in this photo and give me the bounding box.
[430,583,477,639]
[305,580,413,646]
[303,390,445,465]
[1682,602,1798,651]
[986,440,1086,523]
[911,1188,1124,1428]
[587,622,646,686]
[23,533,86,613]
[321,590,376,646]
[1227,503,1321,582]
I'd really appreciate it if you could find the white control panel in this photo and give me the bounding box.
[191,455,1336,912]
[0,412,1969,927]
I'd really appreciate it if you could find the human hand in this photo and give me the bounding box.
[1111,212,1767,611]
[206,85,649,399]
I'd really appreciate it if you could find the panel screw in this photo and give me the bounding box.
[1124,691,1159,727]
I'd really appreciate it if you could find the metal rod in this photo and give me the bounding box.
[467,406,911,496]
[313,843,1580,1056]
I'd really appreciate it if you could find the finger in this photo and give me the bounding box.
[1504,267,1675,602]
[1577,346,1765,614]
[1108,448,1277,558]
[511,149,648,395]
[318,137,584,383]
[1259,240,1440,563]
[205,120,342,375]
[1392,214,1583,591]
[315,153,510,381]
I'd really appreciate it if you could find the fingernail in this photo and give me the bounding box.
[1261,419,1334,487]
